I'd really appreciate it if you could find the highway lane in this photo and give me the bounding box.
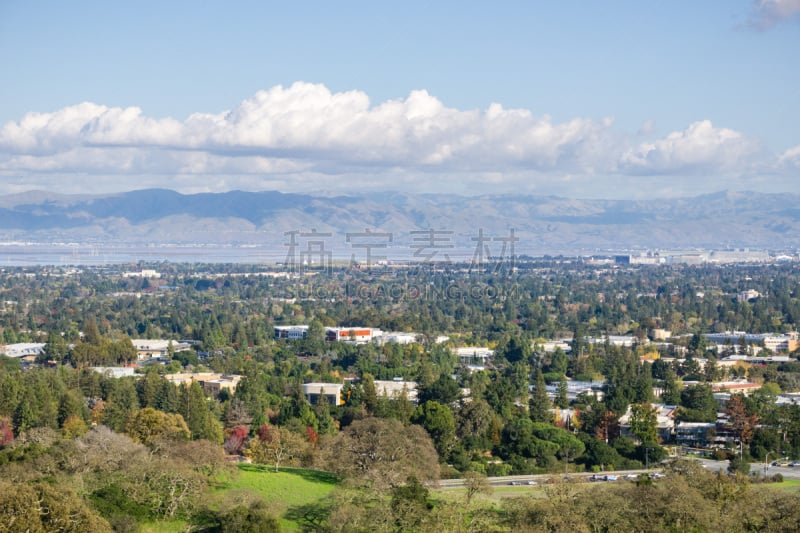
[695,457,800,479]
[436,469,658,489]
[436,457,800,489]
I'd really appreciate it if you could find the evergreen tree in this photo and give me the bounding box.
[361,373,378,415]
[102,378,140,432]
[661,368,681,405]
[529,367,552,423]
[555,380,569,409]
[179,382,223,443]
[42,331,69,364]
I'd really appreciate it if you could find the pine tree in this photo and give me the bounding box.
[555,380,569,409]
[529,367,552,423]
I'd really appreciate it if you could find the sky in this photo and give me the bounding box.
[0,0,798,199]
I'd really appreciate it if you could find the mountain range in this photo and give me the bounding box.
[0,188,798,256]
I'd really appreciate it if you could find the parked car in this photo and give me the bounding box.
[789,461,800,467]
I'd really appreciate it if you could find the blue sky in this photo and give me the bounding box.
[0,0,798,198]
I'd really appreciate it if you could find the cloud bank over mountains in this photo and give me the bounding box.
[0,82,796,198]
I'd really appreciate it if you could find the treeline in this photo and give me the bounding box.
[2,262,800,352]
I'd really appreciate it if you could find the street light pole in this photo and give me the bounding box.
[764,451,777,478]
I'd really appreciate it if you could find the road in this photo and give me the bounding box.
[437,469,655,489]
[694,457,800,479]
[436,458,800,489]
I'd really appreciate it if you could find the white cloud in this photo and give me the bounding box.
[618,120,762,175]
[0,82,790,197]
[746,0,800,30]
[778,144,800,170]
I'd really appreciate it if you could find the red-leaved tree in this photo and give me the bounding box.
[0,416,14,447]
[223,425,249,455]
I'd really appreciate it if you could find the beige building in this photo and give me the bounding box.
[164,372,243,397]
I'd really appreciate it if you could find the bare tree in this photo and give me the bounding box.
[323,417,439,491]
[463,470,492,505]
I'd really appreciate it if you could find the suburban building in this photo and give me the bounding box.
[123,269,161,278]
[373,332,420,345]
[453,347,494,366]
[538,340,573,353]
[164,372,243,397]
[0,342,46,360]
[91,366,136,378]
[545,380,606,402]
[302,382,345,406]
[132,339,192,360]
[709,381,762,395]
[674,422,720,448]
[618,404,677,443]
[274,325,309,340]
[374,379,418,403]
[718,354,791,366]
[651,328,672,341]
[325,327,381,344]
[704,331,799,353]
[737,289,761,302]
[203,375,244,397]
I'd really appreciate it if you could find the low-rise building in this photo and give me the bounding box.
[132,339,191,360]
[123,269,161,278]
[164,372,243,397]
[373,332,420,345]
[538,340,573,353]
[618,404,677,443]
[0,342,46,360]
[302,382,345,406]
[203,375,243,397]
[453,346,494,371]
[374,379,418,403]
[674,422,719,447]
[274,325,309,340]
[91,366,136,378]
[704,331,799,353]
[325,327,382,344]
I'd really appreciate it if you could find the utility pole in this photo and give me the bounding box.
[764,451,778,478]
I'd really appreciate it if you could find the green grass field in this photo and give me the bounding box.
[140,464,339,532]
[215,464,339,531]
[760,478,800,493]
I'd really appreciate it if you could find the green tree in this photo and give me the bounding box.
[246,425,307,472]
[42,331,69,364]
[529,366,552,423]
[179,382,223,443]
[678,384,717,423]
[555,380,569,409]
[124,407,191,446]
[417,373,461,405]
[102,378,140,432]
[412,400,456,458]
[628,403,658,445]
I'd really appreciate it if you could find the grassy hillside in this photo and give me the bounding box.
[215,464,339,531]
[139,464,338,532]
